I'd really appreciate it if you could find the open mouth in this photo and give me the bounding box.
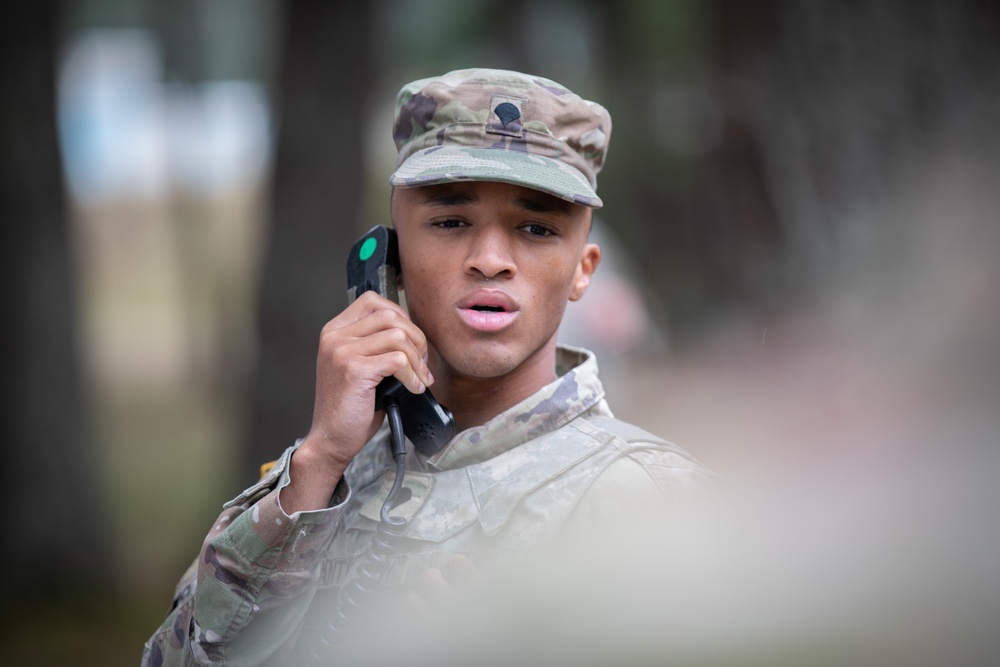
[457,289,519,331]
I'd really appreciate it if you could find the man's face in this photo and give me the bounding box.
[391,181,600,381]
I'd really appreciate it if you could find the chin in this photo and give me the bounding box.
[449,353,522,380]
[434,342,525,380]
[436,330,560,382]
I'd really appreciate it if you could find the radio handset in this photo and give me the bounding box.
[309,226,458,653]
[346,225,455,456]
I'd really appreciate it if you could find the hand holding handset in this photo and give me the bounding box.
[346,225,455,456]
[313,226,456,648]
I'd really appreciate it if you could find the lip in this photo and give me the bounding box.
[456,289,520,332]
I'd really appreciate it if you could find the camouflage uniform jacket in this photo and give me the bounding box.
[142,346,709,666]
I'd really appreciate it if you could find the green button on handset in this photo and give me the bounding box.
[358,236,377,262]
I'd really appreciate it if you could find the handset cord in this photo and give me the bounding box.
[308,395,408,660]
[379,396,409,528]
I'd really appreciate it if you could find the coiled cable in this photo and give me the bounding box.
[306,395,408,661]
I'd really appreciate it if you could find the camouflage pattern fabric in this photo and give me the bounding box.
[141,346,709,666]
[389,68,612,208]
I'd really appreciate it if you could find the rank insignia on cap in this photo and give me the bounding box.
[487,94,525,137]
[494,102,520,127]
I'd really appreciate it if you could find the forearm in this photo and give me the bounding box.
[143,447,348,666]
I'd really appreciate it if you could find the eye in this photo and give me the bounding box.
[431,219,466,230]
[521,223,556,238]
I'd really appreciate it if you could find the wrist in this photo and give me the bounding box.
[296,434,352,481]
[281,441,349,513]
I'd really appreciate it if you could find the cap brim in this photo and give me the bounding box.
[389,146,603,208]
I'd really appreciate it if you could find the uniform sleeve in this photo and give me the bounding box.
[141,445,349,667]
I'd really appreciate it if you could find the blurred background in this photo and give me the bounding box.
[2,0,999,664]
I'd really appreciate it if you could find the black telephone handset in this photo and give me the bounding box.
[346,225,455,456]
[311,227,457,650]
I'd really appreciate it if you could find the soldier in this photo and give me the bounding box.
[143,68,709,666]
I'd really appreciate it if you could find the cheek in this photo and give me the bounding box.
[400,262,441,324]
[530,262,578,315]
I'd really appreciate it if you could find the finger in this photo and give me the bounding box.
[321,312,433,390]
[325,293,418,342]
[339,328,431,393]
[321,291,414,342]
[363,349,428,395]
[344,290,410,323]
[340,308,430,373]
[362,321,432,390]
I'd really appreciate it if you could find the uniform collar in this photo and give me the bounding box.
[420,345,606,471]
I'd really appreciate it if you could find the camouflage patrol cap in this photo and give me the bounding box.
[389,68,612,208]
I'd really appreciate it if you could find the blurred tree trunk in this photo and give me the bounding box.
[705,0,1000,302]
[0,0,110,597]
[590,0,723,336]
[242,0,374,483]
[594,0,1000,336]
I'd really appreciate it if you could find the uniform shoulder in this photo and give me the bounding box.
[576,416,702,460]
[575,415,712,487]
[583,416,669,445]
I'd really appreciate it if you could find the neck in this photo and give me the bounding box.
[429,344,560,433]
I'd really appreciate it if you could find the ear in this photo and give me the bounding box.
[569,243,601,302]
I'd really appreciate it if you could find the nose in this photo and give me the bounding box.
[463,226,517,279]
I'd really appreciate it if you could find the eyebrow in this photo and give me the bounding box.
[513,195,572,215]
[420,188,573,215]
[422,190,477,207]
